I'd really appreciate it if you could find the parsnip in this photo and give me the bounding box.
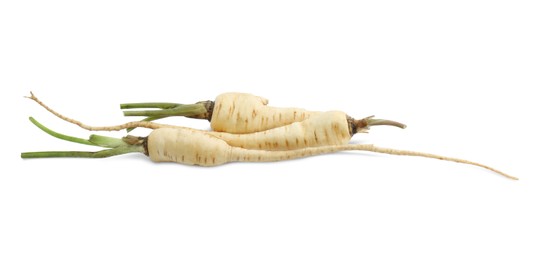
[22,118,518,180]
[209,92,315,133]
[122,92,335,133]
[206,111,399,150]
[22,92,517,179]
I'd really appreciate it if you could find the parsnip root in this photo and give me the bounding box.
[148,128,517,180]
[24,92,517,180]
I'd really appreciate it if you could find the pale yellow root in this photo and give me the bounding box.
[207,110,351,150]
[148,128,518,180]
[148,128,232,166]
[210,92,319,133]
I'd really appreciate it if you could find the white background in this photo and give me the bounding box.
[1,1,548,259]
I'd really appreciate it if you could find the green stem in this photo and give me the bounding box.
[120,102,181,109]
[122,104,206,117]
[89,134,128,148]
[29,117,95,146]
[21,145,144,159]
[122,101,214,131]
[22,117,146,159]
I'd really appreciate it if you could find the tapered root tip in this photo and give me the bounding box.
[496,173,519,180]
[24,91,35,99]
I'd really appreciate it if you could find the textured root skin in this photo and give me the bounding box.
[148,128,517,180]
[148,128,231,166]
[210,92,319,134]
[207,111,352,150]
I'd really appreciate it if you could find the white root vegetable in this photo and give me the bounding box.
[209,92,317,133]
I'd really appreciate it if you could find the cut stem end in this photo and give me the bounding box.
[351,115,407,134]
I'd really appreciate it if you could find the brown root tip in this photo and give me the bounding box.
[349,115,407,134]
[142,136,149,156]
[195,100,215,121]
